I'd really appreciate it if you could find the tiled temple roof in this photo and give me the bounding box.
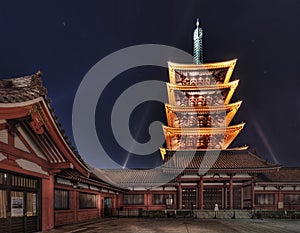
[87,150,282,188]
[256,167,300,183]
[162,149,281,173]
[56,168,125,192]
[89,165,177,188]
[0,71,47,103]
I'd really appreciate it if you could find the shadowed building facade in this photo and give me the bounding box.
[0,73,123,232]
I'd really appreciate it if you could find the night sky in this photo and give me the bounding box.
[0,0,299,168]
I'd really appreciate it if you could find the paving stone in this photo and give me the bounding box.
[45,218,300,233]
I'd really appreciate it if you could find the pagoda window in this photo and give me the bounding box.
[182,76,190,85]
[196,95,205,106]
[54,189,70,210]
[187,114,197,127]
[204,76,211,85]
[122,194,144,205]
[179,114,188,127]
[255,194,275,205]
[190,77,197,86]
[197,76,204,85]
[79,192,97,209]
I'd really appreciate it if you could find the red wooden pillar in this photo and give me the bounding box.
[98,192,102,218]
[42,174,54,231]
[229,175,233,209]
[241,186,244,209]
[251,176,255,209]
[177,183,182,209]
[277,186,283,210]
[198,177,203,209]
[75,189,79,221]
[146,189,150,210]
[68,189,77,223]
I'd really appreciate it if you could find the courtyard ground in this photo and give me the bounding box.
[46,218,300,233]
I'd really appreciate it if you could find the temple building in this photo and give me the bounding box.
[0,73,123,232]
[0,20,300,232]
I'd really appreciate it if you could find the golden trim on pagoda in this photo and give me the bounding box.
[165,101,242,128]
[168,59,237,85]
[166,80,239,107]
[163,123,245,150]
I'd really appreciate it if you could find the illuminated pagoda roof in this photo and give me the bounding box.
[166,80,239,107]
[165,101,242,128]
[168,59,237,85]
[163,123,245,150]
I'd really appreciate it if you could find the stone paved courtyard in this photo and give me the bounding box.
[46,218,300,233]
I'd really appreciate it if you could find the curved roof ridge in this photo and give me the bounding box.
[0,71,90,175]
[0,71,47,103]
[247,150,280,166]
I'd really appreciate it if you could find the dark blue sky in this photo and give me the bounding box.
[0,0,299,167]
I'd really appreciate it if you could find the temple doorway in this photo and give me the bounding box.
[0,171,41,233]
[103,197,113,217]
[182,188,197,210]
[203,188,222,209]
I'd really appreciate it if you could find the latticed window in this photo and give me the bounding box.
[54,189,70,210]
[26,192,37,216]
[11,175,37,189]
[122,194,144,205]
[0,189,7,218]
[255,194,275,205]
[284,194,300,205]
[152,194,175,205]
[79,193,97,209]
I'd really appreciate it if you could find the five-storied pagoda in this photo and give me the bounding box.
[157,19,280,211]
[162,18,244,152]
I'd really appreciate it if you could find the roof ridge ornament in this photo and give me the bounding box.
[193,18,203,64]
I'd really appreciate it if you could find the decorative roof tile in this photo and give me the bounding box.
[0,71,47,103]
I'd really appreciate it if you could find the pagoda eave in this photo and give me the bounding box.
[165,101,242,127]
[167,80,239,91]
[168,59,237,84]
[165,101,242,113]
[163,123,245,135]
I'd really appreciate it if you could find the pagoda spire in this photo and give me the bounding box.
[193,18,203,64]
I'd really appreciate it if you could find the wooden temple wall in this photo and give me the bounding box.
[120,190,177,211]
[254,185,300,211]
[54,183,118,226]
